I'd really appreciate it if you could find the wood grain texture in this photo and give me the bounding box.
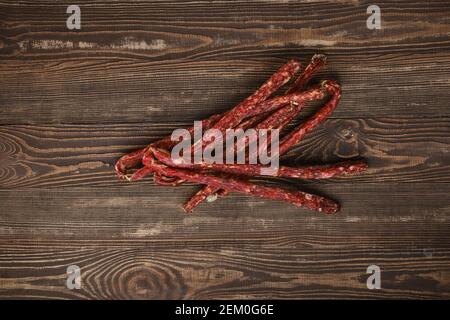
[1,0,450,300]
[0,117,449,188]
[0,1,450,123]
[1,185,450,299]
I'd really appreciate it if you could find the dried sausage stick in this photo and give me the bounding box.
[183,59,330,211]
[231,103,303,157]
[278,80,341,155]
[211,60,301,130]
[183,185,223,211]
[244,84,326,118]
[115,147,149,179]
[183,81,339,212]
[154,113,223,150]
[117,55,324,180]
[115,113,223,180]
[183,80,341,211]
[192,60,301,154]
[178,66,303,194]
[286,54,327,94]
[116,56,347,214]
[182,103,304,212]
[153,172,185,186]
[150,110,273,185]
[183,82,331,209]
[145,148,340,214]
[150,147,367,179]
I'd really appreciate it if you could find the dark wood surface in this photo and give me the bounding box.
[1,0,450,299]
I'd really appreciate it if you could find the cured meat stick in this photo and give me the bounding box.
[177,63,302,190]
[148,79,340,205]
[115,113,223,180]
[117,55,325,179]
[211,59,301,130]
[120,59,318,181]
[182,103,305,211]
[116,87,274,180]
[153,172,185,186]
[184,185,224,212]
[114,55,355,215]
[154,113,223,150]
[286,54,327,94]
[192,60,301,153]
[230,54,326,121]
[183,80,340,211]
[278,80,341,155]
[244,84,326,118]
[149,109,273,185]
[150,148,368,179]
[115,147,148,179]
[236,103,304,155]
[185,56,329,209]
[145,148,340,214]
[126,165,153,181]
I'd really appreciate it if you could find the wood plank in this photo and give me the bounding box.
[1,0,450,301]
[0,1,450,123]
[0,184,449,299]
[1,183,450,239]
[0,117,448,188]
[1,245,449,299]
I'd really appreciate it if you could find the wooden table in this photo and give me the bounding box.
[1,1,449,299]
